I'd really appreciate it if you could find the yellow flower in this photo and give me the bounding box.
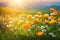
[28,21,34,26]
[22,24,30,28]
[49,19,56,24]
[28,15,33,19]
[44,14,49,18]
[53,11,58,16]
[49,16,54,19]
[36,32,43,37]
[50,8,56,12]
[45,20,49,24]
[37,11,42,15]
[35,18,41,23]
[57,17,60,22]
[38,15,43,18]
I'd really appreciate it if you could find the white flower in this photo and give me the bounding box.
[32,17,35,19]
[15,27,17,29]
[52,35,56,37]
[9,17,12,20]
[19,20,24,22]
[25,21,29,23]
[9,21,12,24]
[27,29,31,32]
[6,25,9,27]
[49,32,54,35]
[45,25,48,28]
[58,22,60,24]
[41,26,45,29]
[42,29,47,32]
[49,32,56,37]
[6,24,12,27]
[34,15,38,17]
[50,13,54,16]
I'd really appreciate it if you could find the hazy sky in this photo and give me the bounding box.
[25,0,60,2]
[0,0,60,9]
[0,0,60,2]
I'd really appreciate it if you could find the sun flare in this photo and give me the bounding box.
[8,0,24,8]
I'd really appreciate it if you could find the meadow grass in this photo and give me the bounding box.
[0,7,60,40]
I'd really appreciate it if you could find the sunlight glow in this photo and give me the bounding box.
[8,0,24,8]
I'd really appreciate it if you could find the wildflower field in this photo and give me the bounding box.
[0,7,60,40]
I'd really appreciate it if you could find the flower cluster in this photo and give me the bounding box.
[2,8,60,37]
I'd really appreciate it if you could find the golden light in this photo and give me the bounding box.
[8,0,24,8]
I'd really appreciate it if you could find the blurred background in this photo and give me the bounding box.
[0,0,60,40]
